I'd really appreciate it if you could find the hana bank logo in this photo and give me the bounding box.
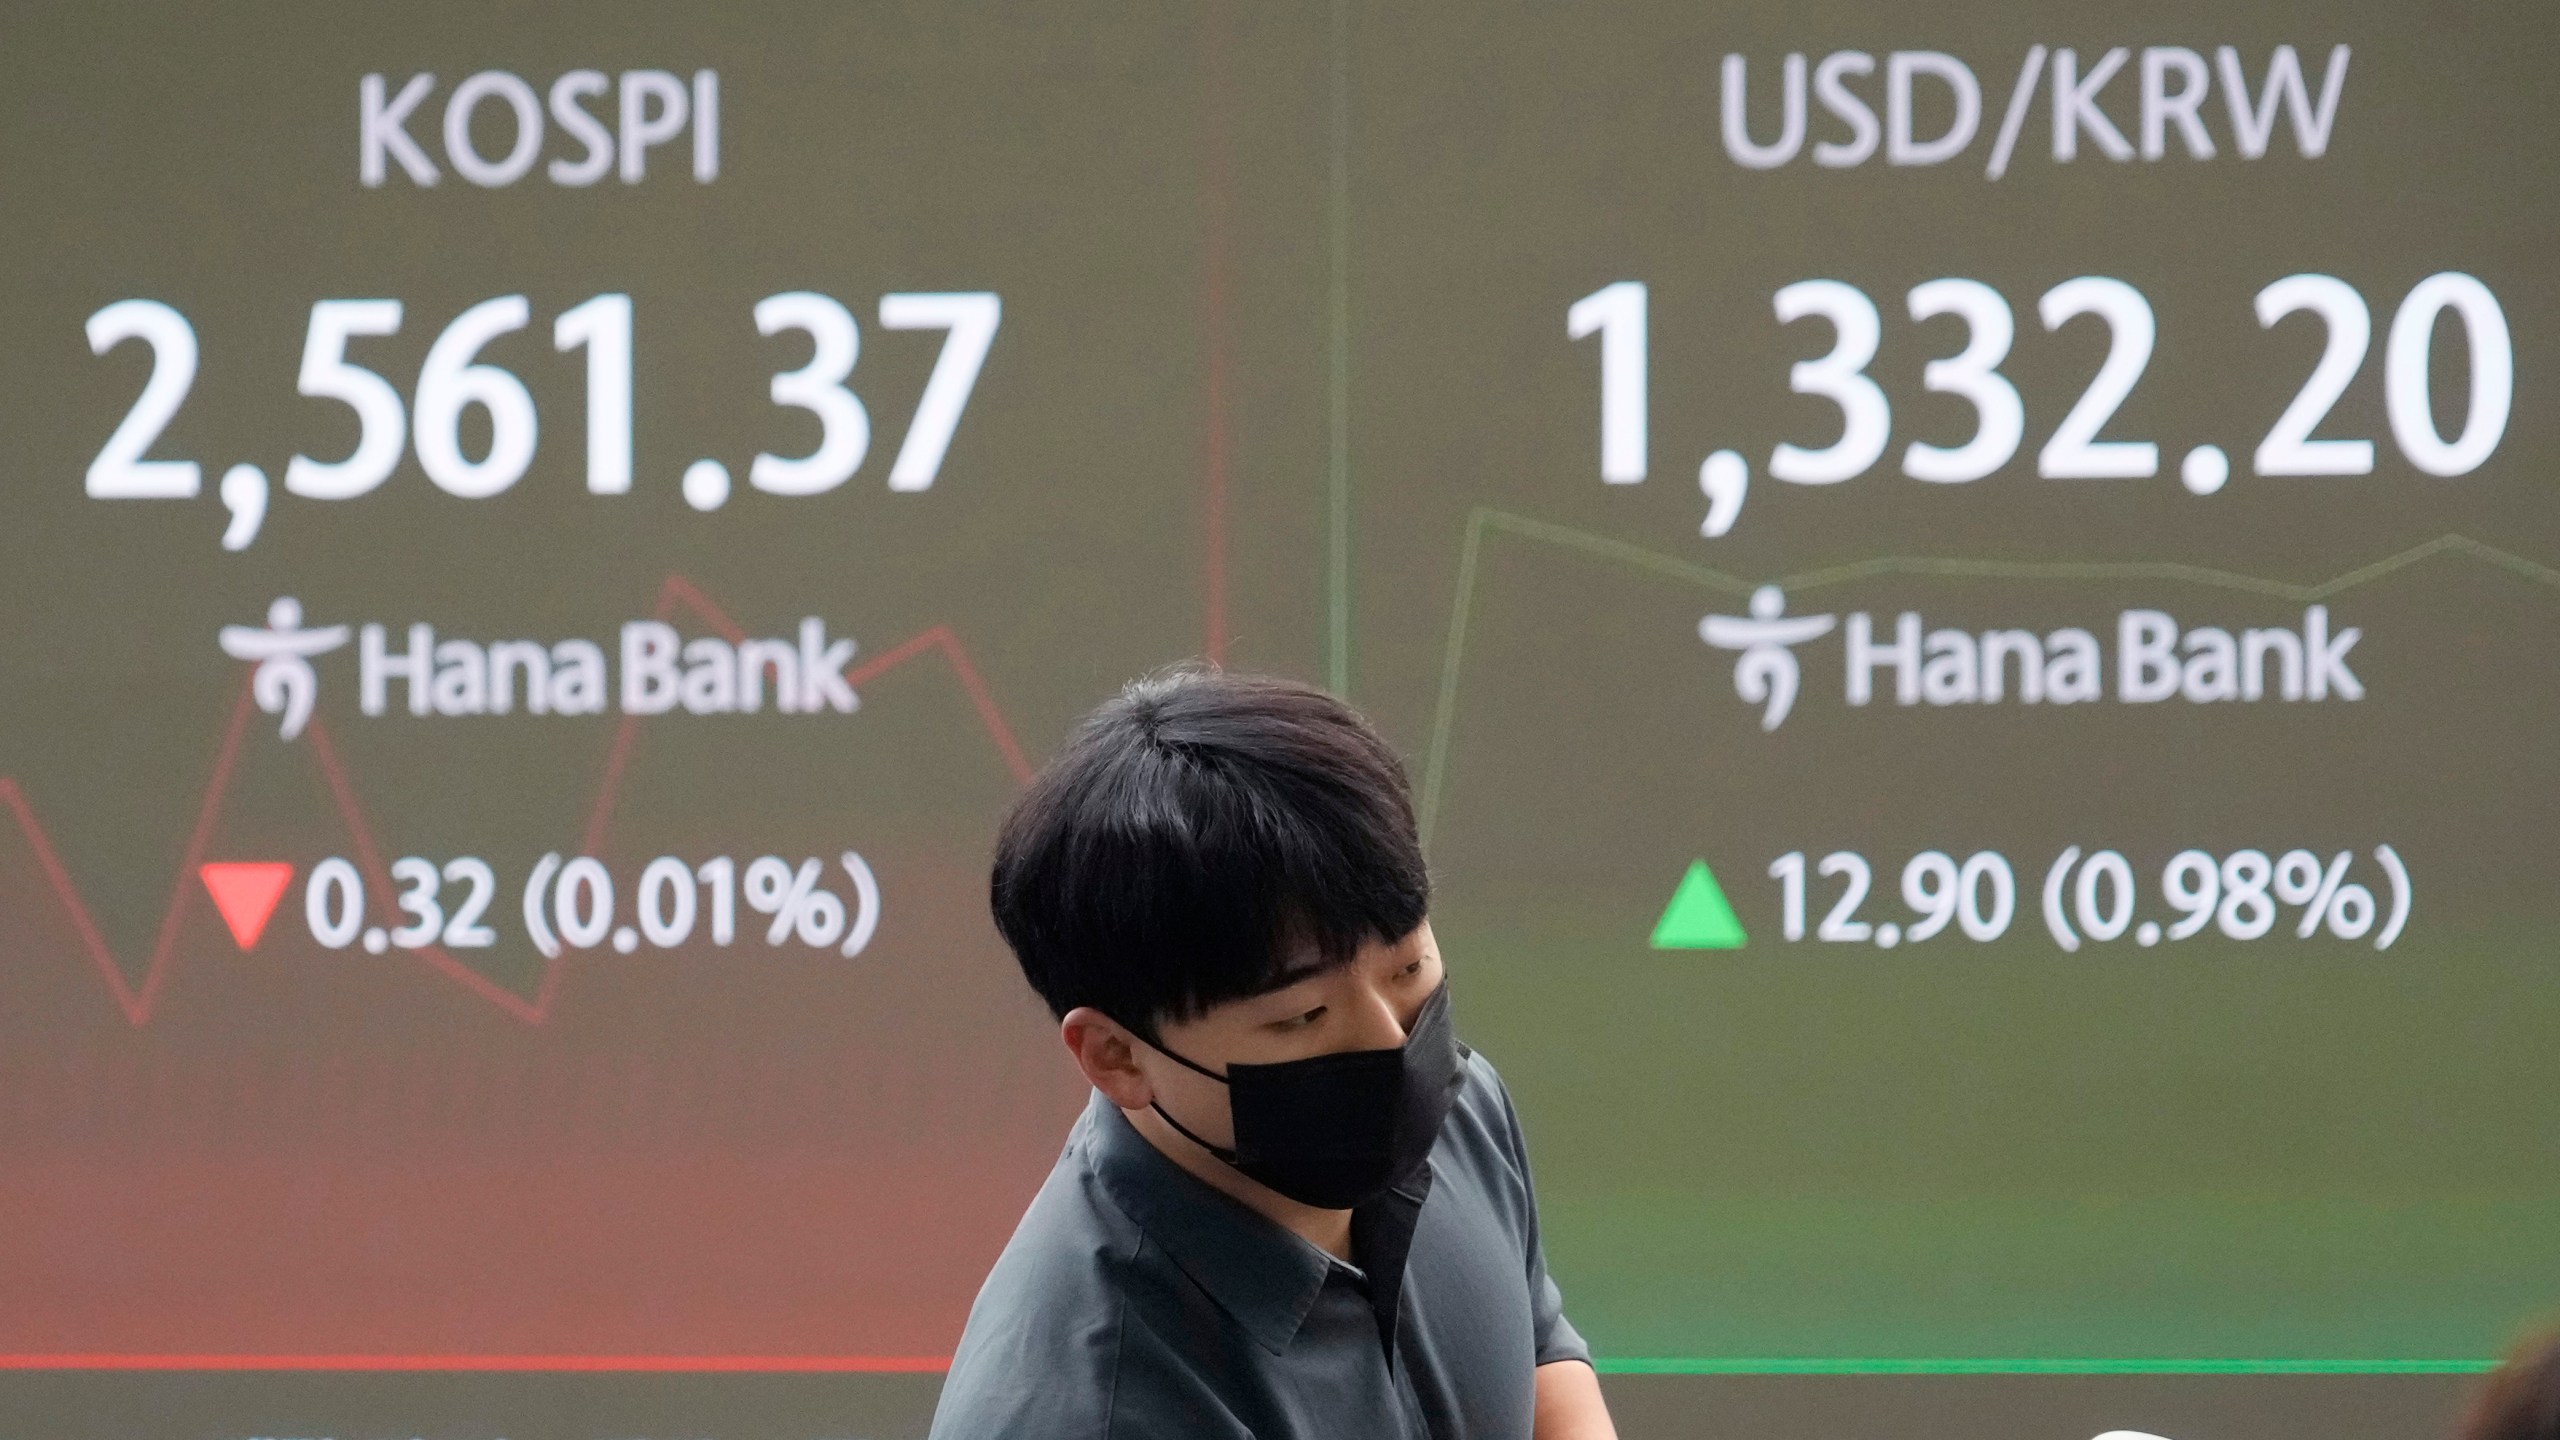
[1699,586,1835,731]
[1699,586,2366,732]
[218,596,862,740]
[218,597,350,740]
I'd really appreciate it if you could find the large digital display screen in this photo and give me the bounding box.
[1,2,2550,1436]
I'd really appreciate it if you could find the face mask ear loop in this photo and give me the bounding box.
[1145,1035,1231,1085]
[1124,1022,1240,1163]
[1148,1099,1241,1164]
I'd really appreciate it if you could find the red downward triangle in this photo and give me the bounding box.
[199,862,294,950]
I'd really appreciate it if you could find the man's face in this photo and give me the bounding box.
[1139,919,1445,1151]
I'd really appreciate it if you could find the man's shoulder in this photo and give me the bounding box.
[929,1116,1141,1437]
[933,1271,1256,1440]
[930,1142,1264,1439]
[958,1107,1147,1336]
[1454,1043,1517,1111]
[1439,1044,1532,1180]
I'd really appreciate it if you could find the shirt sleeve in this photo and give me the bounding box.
[1482,1055,1593,1368]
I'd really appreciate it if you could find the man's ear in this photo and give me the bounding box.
[1061,1006,1154,1110]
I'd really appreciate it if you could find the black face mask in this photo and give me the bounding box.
[1140,978,1464,1211]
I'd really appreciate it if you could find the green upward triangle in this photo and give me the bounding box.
[1650,860,1747,949]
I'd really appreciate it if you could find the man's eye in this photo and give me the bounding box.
[1276,1007,1325,1031]
[1402,959,1425,977]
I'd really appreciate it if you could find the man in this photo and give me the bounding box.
[929,668,1617,1439]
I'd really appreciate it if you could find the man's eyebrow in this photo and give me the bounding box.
[1259,957,1334,992]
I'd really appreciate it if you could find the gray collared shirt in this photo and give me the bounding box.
[928,1046,1590,1439]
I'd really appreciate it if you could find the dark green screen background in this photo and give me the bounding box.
[0,0,2552,1416]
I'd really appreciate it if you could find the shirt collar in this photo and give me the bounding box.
[1079,1089,1431,1357]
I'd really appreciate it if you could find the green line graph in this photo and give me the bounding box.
[1418,507,2560,849]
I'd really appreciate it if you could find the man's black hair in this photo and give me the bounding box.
[990,666,1430,1039]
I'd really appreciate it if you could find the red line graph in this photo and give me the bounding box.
[0,574,1032,1028]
